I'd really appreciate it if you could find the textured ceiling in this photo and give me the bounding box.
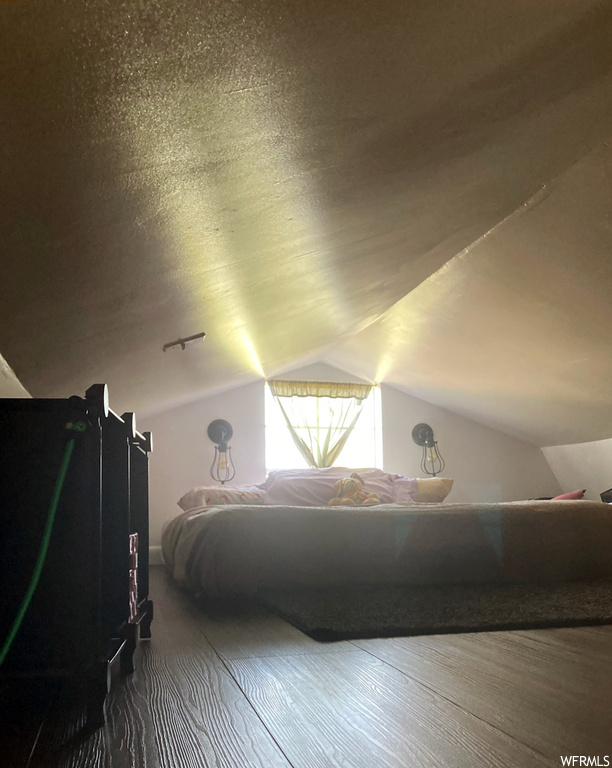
[2,1,612,445]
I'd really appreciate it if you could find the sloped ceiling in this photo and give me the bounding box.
[0,352,30,399]
[332,140,612,447]
[1,1,612,446]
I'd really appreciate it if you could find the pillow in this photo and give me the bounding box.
[263,467,396,506]
[392,477,419,503]
[413,477,454,503]
[177,485,265,512]
[262,467,371,488]
[552,489,585,500]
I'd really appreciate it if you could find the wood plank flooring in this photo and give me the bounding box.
[352,632,612,758]
[9,566,612,767]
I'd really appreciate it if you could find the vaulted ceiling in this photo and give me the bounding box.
[2,0,612,446]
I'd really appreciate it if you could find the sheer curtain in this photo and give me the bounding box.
[268,380,373,468]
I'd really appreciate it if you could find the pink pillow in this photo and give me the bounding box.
[552,489,585,500]
[263,468,395,506]
[392,477,419,503]
[263,467,367,489]
[392,477,455,503]
[177,485,264,511]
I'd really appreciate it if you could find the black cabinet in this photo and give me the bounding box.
[0,384,153,726]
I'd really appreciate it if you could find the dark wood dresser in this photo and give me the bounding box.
[0,383,153,729]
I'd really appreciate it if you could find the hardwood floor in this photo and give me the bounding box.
[7,566,612,767]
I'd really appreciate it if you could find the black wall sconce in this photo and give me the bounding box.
[207,419,236,484]
[412,422,445,477]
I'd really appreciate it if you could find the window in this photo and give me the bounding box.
[265,383,382,472]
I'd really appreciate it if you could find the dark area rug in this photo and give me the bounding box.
[258,579,612,640]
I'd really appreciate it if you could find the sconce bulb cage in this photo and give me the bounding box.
[207,419,236,485]
[411,422,445,477]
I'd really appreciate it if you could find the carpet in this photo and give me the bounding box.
[258,579,612,640]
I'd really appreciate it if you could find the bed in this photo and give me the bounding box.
[161,469,612,598]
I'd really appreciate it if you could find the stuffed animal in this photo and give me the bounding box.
[328,472,381,506]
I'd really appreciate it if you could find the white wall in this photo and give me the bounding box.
[542,439,612,501]
[269,361,371,384]
[143,364,564,550]
[381,384,560,502]
[143,363,369,548]
[140,381,266,549]
[0,352,30,398]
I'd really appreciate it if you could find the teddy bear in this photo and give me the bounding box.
[328,472,381,506]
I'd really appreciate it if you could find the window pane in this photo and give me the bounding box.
[265,425,309,470]
[335,428,377,468]
[301,397,319,424]
[265,384,380,472]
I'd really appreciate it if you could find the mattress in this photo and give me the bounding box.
[161,500,612,597]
